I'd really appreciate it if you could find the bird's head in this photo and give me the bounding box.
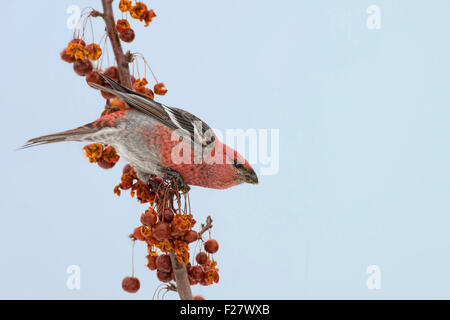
[224,145,258,185]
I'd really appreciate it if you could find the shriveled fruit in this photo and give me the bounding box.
[159,208,174,223]
[189,265,204,282]
[152,222,170,241]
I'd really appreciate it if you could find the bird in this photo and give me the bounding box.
[23,74,259,191]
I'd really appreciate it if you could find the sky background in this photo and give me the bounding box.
[1,0,450,299]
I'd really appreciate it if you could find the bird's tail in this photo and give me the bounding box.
[21,125,100,149]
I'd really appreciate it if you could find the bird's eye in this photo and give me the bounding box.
[234,162,244,169]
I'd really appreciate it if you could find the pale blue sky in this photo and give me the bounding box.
[1,0,450,299]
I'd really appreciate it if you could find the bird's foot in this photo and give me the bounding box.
[162,169,190,194]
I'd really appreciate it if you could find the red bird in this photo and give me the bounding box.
[24,74,258,191]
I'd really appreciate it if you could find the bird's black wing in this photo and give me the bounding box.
[90,74,215,147]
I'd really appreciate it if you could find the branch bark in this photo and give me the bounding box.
[170,253,193,300]
[101,0,132,89]
[100,0,192,300]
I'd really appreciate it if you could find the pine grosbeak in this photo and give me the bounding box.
[24,74,258,190]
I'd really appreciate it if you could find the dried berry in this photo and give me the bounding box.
[154,82,168,96]
[196,252,208,265]
[155,254,172,272]
[121,276,140,293]
[140,208,157,226]
[151,222,170,241]
[132,226,146,241]
[115,19,130,33]
[119,28,135,43]
[146,254,157,270]
[156,270,172,283]
[86,43,102,60]
[97,158,115,169]
[119,0,132,12]
[86,70,105,88]
[104,66,120,82]
[204,239,219,254]
[60,49,75,63]
[73,59,93,76]
[184,230,198,243]
[130,2,148,20]
[159,208,174,223]
[189,265,204,282]
[143,9,157,27]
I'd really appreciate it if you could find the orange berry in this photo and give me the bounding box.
[193,295,205,300]
[146,254,157,270]
[153,82,168,96]
[86,43,102,61]
[132,226,146,241]
[115,19,130,33]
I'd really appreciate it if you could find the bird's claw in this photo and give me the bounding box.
[162,169,190,194]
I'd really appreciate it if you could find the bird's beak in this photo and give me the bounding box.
[246,169,259,185]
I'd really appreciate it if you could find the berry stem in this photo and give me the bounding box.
[100,0,132,89]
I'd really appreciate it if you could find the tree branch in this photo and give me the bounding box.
[100,0,192,300]
[169,253,193,300]
[101,0,132,89]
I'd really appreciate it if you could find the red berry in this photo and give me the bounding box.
[189,265,204,282]
[146,255,157,270]
[152,222,170,241]
[60,49,75,63]
[156,270,172,283]
[121,276,140,293]
[70,38,86,46]
[204,239,219,254]
[155,254,172,272]
[123,164,133,174]
[86,70,105,88]
[140,209,157,226]
[97,158,115,169]
[132,226,146,241]
[196,252,208,265]
[119,28,135,43]
[104,66,120,81]
[73,59,93,76]
[184,230,198,243]
[159,208,174,223]
[193,295,205,300]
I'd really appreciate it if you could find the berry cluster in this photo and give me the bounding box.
[65,1,216,299]
[61,39,102,76]
[119,0,157,27]
[114,165,220,293]
[83,143,120,169]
